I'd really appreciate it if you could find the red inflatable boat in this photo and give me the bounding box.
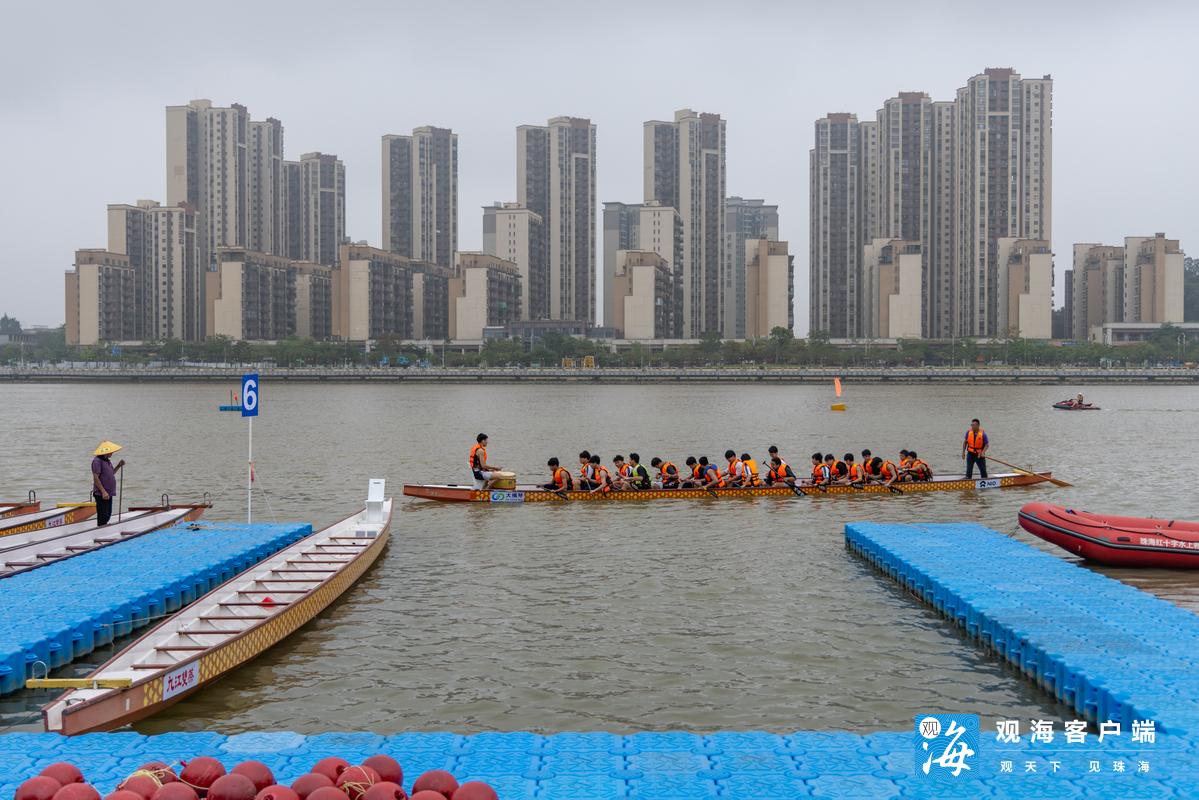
[1018,502,1199,568]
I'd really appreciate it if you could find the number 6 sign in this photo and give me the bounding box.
[241,374,259,417]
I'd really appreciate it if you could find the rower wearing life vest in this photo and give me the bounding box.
[810,452,832,485]
[682,456,703,487]
[962,418,989,479]
[722,450,750,487]
[587,454,613,494]
[611,455,632,490]
[542,458,574,491]
[873,456,900,487]
[898,450,913,471]
[845,454,866,484]
[578,450,599,490]
[470,433,503,490]
[905,451,932,482]
[860,449,879,481]
[766,456,796,486]
[699,457,724,487]
[740,453,761,486]
[651,457,680,488]
[825,453,848,484]
[626,453,652,490]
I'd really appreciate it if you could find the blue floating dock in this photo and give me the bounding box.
[0,521,310,695]
[0,730,1192,799]
[846,521,1199,737]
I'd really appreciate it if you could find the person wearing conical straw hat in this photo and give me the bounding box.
[91,441,125,526]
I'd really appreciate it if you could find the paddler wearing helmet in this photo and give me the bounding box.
[91,440,125,526]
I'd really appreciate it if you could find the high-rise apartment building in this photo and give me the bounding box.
[450,252,523,340]
[862,239,922,340]
[206,249,332,341]
[517,117,596,323]
[724,198,779,338]
[644,109,726,337]
[811,68,1052,340]
[104,200,202,341]
[602,201,684,337]
[248,118,284,255]
[483,202,545,321]
[610,250,673,340]
[1067,234,1184,341]
[294,152,345,267]
[810,113,862,338]
[996,238,1053,339]
[744,239,794,339]
[166,100,250,271]
[382,127,458,267]
[64,250,137,346]
[333,245,449,341]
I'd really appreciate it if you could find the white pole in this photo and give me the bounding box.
[248,415,253,524]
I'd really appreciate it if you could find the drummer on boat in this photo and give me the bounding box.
[470,433,503,490]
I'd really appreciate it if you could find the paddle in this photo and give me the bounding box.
[983,455,1072,488]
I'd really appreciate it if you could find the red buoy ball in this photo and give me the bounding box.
[116,776,160,800]
[254,787,299,800]
[289,775,334,800]
[409,793,447,800]
[310,759,350,783]
[16,777,62,800]
[231,763,275,794]
[410,772,458,800]
[140,764,180,785]
[451,783,497,800]
[52,785,101,800]
[334,766,379,800]
[304,789,350,800]
[362,784,407,800]
[181,758,227,796]
[151,785,199,800]
[360,757,402,787]
[107,792,148,800]
[206,774,257,800]
[40,765,84,786]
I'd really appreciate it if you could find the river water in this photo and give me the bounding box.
[1,381,1196,735]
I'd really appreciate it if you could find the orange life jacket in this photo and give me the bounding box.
[848,462,865,482]
[899,456,913,469]
[595,465,611,487]
[910,459,931,480]
[618,463,632,478]
[833,461,848,478]
[744,459,761,485]
[702,464,724,487]
[811,463,829,484]
[659,461,678,482]
[552,467,571,489]
[691,464,704,480]
[966,429,986,455]
[769,461,791,482]
[863,458,879,476]
[580,463,596,482]
[469,443,487,469]
[727,459,745,482]
[880,460,899,480]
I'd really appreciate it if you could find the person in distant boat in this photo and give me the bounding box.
[722,450,750,487]
[470,433,503,490]
[845,453,866,485]
[542,458,574,492]
[1074,393,1085,406]
[809,453,832,486]
[626,453,652,490]
[682,456,703,487]
[91,440,125,526]
[740,453,761,486]
[651,457,680,488]
[962,418,989,479]
[699,457,724,487]
[588,454,613,494]
[578,450,599,490]
[766,455,796,486]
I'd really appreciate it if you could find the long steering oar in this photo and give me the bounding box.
[985,455,1072,488]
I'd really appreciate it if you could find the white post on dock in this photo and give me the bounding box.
[241,373,260,524]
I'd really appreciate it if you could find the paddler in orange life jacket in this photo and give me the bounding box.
[722,450,750,487]
[962,418,989,479]
[898,450,913,471]
[578,450,598,489]
[587,454,613,494]
[845,453,866,485]
[470,433,503,490]
[809,452,832,486]
[825,453,848,484]
[682,456,703,487]
[542,458,574,492]
[860,449,879,481]
[698,456,724,487]
[612,455,637,491]
[904,450,932,482]
[650,457,680,488]
[740,453,761,486]
[766,455,795,486]
[872,455,900,487]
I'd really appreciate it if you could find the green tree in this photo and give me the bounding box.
[698,330,722,361]
[1185,257,1199,322]
[0,314,20,334]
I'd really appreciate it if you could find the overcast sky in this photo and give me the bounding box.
[2,0,1195,333]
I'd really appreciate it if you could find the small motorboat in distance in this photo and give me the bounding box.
[1018,502,1199,568]
[39,480,392,735]
[1053,400,1100,410]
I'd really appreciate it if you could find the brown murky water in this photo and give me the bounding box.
[1,381,1196,734]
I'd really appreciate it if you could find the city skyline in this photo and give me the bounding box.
[5,0,1196,332]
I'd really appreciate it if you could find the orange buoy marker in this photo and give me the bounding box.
[830,403,846,412]
[831,376,846,411]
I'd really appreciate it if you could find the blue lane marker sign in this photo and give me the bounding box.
[241,374,259,417]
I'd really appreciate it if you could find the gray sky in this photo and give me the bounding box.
[2,0,1195,333]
